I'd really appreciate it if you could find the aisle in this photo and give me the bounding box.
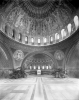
[0,76,79,100]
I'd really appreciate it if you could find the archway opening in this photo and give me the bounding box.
[22,53,57,76]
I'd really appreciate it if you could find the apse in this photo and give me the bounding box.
[23,53,54,70]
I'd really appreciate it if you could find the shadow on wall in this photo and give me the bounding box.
[67,46,79,78]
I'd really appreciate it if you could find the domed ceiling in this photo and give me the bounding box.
[6,0,72,36]
[0,0,79,46]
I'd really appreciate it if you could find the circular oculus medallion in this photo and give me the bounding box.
[54,50,64,60]
[13,50,24,60]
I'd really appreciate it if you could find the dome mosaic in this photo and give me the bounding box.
[5,0,72,36]
[1,0,78,46]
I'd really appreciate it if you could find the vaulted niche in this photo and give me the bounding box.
[22,52,57,75]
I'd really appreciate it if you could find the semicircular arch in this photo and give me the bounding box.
[21,51,58,69]
[0,41,14,69]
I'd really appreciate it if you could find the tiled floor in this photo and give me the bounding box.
[0,75,79,100]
